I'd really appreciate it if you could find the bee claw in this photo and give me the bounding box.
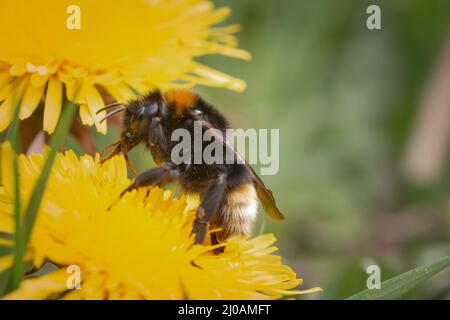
[107,186,132,211]
[106,197,120,211]
[120,183,137,199]
[190,260,203,269]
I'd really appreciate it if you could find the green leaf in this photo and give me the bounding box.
[7,94,77,293]
[346,255,450,300]
[21,100,76,246]
[6,93,23,292]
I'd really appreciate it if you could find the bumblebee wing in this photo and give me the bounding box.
[245,163,285,221]
[193,116,285,221]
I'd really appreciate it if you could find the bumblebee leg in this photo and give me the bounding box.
[210,232,225,254]
[192,176,226,245]
[148,117,168,164]
[120,163,179,197]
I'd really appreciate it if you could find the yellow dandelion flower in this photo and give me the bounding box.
[0,0,250,134]
[0,143,320,300]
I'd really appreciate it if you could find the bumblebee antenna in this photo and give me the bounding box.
[96,102,124,114]
[99,107,125,123]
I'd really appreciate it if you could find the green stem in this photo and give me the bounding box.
[7,95,78,292]
[6,95,23,292]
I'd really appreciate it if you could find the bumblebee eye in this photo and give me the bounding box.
[145,102,158,116]
[125,132,132,140]
[136,104,145,117]
[190,109,202,117]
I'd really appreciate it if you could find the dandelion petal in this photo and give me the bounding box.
[43,77,62,134]
[19,81,46,120]
[83,84,107,134]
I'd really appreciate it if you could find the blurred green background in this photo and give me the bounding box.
[92,0,450,299]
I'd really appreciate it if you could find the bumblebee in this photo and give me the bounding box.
[98,89,284,251]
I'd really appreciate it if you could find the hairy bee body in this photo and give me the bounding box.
[100,89,283,251]
[212,183,258,241]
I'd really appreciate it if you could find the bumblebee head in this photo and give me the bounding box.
[98,89,202,166]
[96,92,164,166]
[124,88,198,132]
[118,90,164,146]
